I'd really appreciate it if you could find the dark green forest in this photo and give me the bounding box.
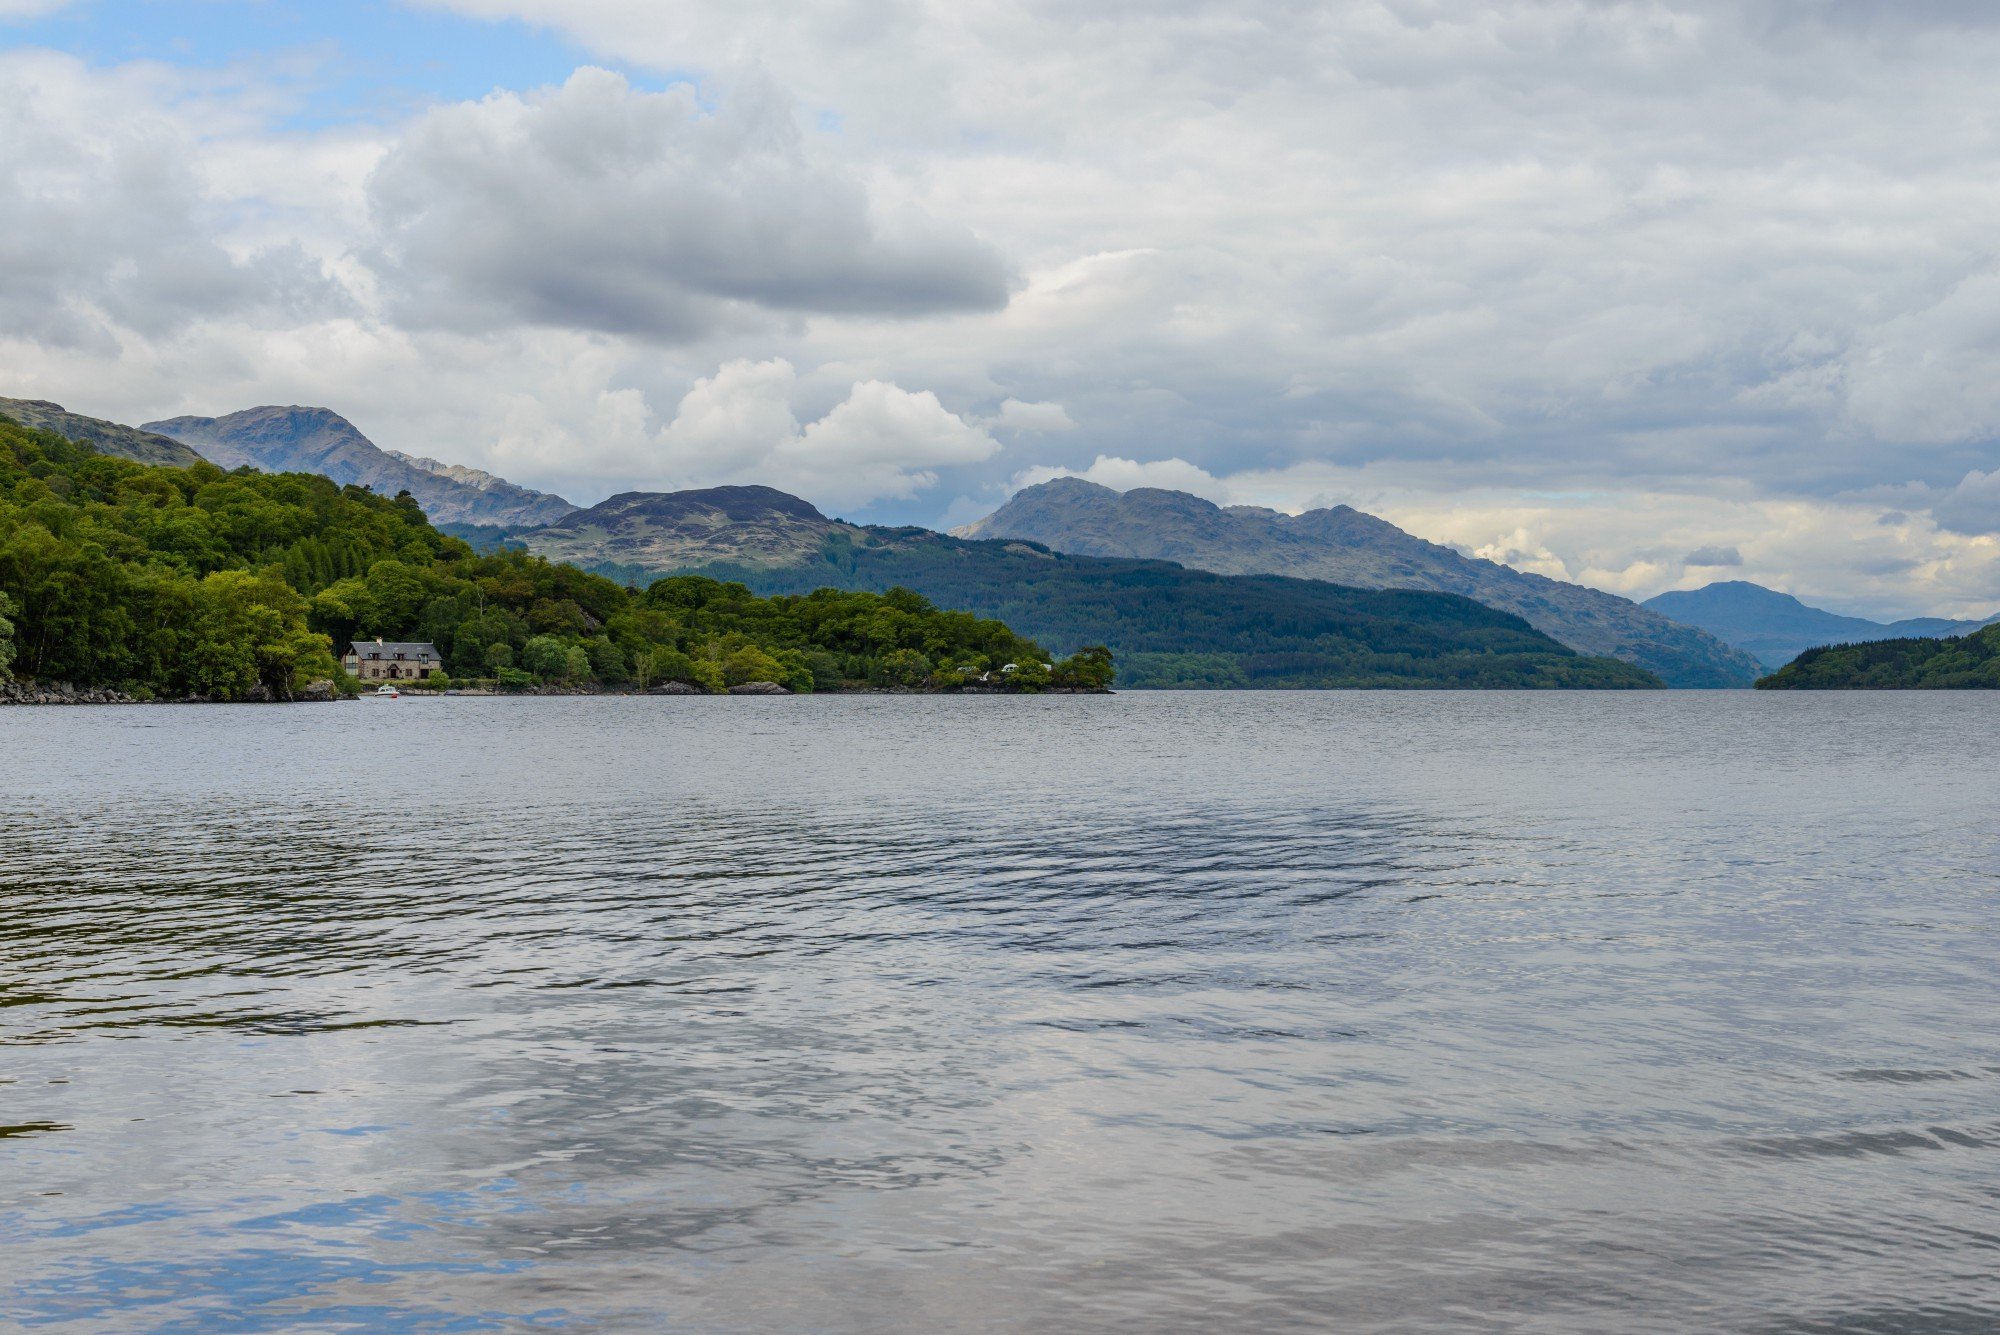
[0,417,1110,699]
[589,531,1661,689]
[1755,625,2000,689]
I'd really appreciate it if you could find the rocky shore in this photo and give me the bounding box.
[2,678,1110,704]
[1,680,139,706]
[0,678,349,705]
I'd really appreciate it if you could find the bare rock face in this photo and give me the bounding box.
[649,681,703,695]
[727,681,790,695]
[300,679,337,702]
[242,683,275,703]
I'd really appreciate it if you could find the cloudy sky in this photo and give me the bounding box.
[6,0,2000,618]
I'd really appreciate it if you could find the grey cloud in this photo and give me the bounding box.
[1931,469,2000,536]
[366,68,1012,342]
[1685,545,1743,567]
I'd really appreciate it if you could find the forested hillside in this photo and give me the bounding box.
[526,485,1662,689]
[1755,625,2000,689]
[0,416,1107,699]
[600,532,1662,690]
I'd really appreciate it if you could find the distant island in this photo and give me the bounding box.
[1755,624,2000,689]
[0,414,1110,701]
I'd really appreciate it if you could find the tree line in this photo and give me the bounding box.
[0,416,1113,699]
[1755,625,2000,689]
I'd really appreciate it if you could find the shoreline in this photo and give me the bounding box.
[0,680,1113,705]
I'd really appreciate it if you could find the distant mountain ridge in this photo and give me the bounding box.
[514,485,1662,690]
[953,478,1762,688]
[143,406,577,528]
[526,485,864,574]
[1643,580,1999,669]
[0,398,203,466]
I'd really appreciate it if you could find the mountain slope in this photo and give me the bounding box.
[1757,623,2000,689]
[1644,581,1998,670]
[953,478,1761,688]
[143,406,577,527]
[517,487,1661,689]
[0,398,204,466]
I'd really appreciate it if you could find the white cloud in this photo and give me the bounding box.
[1011,454,1233,505]
[635,359,999,508]
[991,398,1075,432]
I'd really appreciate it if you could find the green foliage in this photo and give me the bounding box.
[1052,645,1114,690]
[0,413,1103,698]
[648,538,1660,690]
[1756,625,2000,689]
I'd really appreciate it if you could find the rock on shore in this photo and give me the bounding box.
[0,681,138,706]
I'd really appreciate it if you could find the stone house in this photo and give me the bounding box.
[344,638,442,682]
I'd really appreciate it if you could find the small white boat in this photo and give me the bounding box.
[371,685,401,698]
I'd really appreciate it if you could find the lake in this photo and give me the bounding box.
[2,693,1996,1333]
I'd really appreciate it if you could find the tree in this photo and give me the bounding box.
[0,590,14,680]
[520,634,571,679]
[588,636,628,684]
[186,569,337,700]
[1053,645,1114,690]
[723,644,786,687]
[879,648,932,688]
[484,641,514,671]
[1006,657,1052,692]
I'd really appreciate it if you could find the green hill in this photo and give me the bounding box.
[1755,624,2000,689]
[0,415,1101,698]
[529,489,1661,690]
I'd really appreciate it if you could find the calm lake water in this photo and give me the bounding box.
[2,693,1997,1333]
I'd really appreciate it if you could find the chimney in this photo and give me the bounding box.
[376,637,384,645]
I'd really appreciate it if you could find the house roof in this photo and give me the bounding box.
[347,641,440,657]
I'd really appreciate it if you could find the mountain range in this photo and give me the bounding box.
[0,398,204,467]
[20,391,1989,688]
[141,406,578,528]
[516,486,1659,689]
[952,477,1762,688]
[1642,581,1999,669]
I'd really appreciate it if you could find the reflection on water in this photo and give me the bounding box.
[2,693,1997,1333]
